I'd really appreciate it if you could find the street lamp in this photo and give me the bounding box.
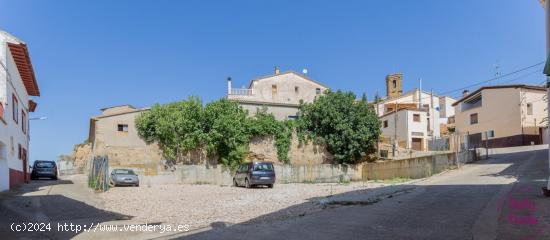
[29,117,47,121]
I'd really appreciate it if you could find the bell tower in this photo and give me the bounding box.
[386,73,403,99]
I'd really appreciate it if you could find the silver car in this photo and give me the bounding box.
[110,169,139,187]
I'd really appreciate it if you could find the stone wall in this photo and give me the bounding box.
[73,134,333,172]
[247,134,332,165]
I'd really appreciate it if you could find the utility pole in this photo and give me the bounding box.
[418,78,422,109]
[430,89,435,152]
[393,101,399,157]
[544,0,550,192]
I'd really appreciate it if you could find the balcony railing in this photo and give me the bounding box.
[230,88,255,96]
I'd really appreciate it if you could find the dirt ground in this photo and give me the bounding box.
[98,181,388,230]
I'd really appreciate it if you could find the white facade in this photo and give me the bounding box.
[0,30,39,191]
[380,109,430,151]
[375,89,444,139]
[227,69,329,120]
[439,96,457,124]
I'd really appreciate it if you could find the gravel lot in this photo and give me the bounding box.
[99,182,389,230]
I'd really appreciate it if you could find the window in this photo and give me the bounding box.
[527,103,533,115]
[383,120,388,128]
[427,118,431,132]
[288,115,298,120]
[21,111,27,134]
[18,143,21,159]
[470,113,478,125]
[294,86,299,94]
[387,107,394,112]
[392,80,397,88]
[487,130,495,138]
[117,124,128,132]
[413,114,420,122]
[272,85,278,95]
[12,94,18,124]
[316,88,321,95]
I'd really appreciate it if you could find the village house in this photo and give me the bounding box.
[375,73,455,151]
[453,84,547,148]
[84,105,162,173]
[226,67,329,120]
[0,30,40,191]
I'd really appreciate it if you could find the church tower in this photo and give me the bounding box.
[386,73,403,99]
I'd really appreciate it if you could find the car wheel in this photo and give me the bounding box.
[268,184,274,188]
[233,178,238,187]
[245,179,250,188]
[52,176,58,180]
[135,183,139,187]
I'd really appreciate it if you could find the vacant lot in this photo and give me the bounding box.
[99,182,389,230]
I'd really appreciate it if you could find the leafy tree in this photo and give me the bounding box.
[135,96,205,162]
[297,90,381,164]
[202,99,251,169]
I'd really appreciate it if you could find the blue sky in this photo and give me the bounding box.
[0,0,546,160]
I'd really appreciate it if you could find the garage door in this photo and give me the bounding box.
[412,138,422,151]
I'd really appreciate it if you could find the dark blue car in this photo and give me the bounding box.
[233,162,275,188]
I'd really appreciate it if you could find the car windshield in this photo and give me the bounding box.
[35,162,55,168]
[253,163,273,171]
[114,169,135,175]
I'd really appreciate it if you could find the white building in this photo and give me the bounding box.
[375,73,456,151]
[227,67,329,120]
[0,30,40,191]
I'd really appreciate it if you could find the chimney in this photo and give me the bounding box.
[227,77,232,95]
[274,66,280,75]
[462,90,469,97]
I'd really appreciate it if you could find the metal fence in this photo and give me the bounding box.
[88,156,110,192]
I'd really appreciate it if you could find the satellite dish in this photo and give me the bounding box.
[302,68,308,74]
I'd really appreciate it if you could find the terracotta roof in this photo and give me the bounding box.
[248,71,329,89]
[93,107,150,119]
[452,84,547,106]
[7,43,40,96]
[28,100,37,112]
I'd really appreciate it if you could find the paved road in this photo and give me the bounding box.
[1,146,549,240]
[182,146,550,240]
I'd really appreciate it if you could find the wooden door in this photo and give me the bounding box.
[412,138,423,151]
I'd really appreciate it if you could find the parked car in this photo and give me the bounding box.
[233,162,275,188]
[31,160,58,180]
[110,169,139,187]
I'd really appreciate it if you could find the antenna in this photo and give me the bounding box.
[302,68,308,74]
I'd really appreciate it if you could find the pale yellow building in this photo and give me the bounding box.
[226,67,329,120]
[88,105,162,168]
[453,84,547,148]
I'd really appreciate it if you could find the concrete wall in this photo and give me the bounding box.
[130,163,363,186]
[362,153,454,180]
[239,102,300,120]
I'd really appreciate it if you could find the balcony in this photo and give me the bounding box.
[230,88,255,96]
[228,88,256,100]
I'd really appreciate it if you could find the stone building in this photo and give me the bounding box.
[226,67,329,120]
[85,105,162,174]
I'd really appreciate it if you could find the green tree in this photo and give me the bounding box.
[203,99,251,169]
[297,90,381,164]
[135,96,205,162]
